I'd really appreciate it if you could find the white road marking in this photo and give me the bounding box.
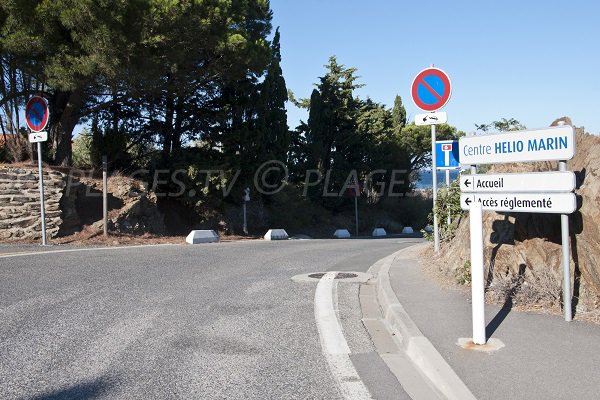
[315,272,373,400]
[0,243,177,259]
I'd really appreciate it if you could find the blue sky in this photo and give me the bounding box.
[270,0,599,134]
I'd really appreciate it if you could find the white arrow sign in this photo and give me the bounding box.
[460,192,576,214]
[28,131,48,143]
[459,125,575,165]
[415,111,447,126]
[460,172,576,193]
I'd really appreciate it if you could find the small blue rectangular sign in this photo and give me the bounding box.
[436,140,460,169]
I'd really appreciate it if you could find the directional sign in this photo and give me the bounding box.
[415,111,447,126]
[459,125,575,165]
[460,171,576,193]
[460,192,576,214]
[28,131,48,143]
[25,96,50,132]
[411,67,452,112]
[436,140,459,169]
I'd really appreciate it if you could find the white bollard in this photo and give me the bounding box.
[469,201,486,345]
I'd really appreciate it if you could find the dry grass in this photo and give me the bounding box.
[421,246,600,324]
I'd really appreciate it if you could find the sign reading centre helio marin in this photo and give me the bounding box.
[459,125,575,165]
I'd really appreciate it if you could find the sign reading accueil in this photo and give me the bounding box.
[460,171,576,193]
[411,67,452,112]
[459,125,575,165]
[460,192,576,214]
[436,140,459,169]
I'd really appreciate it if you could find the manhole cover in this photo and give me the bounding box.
[308,272,358,280]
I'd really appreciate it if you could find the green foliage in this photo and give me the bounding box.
[71,134,93,168]
[400,123,458,174]
[257,28,289,163]
[456,260,472,285]
[424,179,464,242]
[0,0,274,166]
[475,118,526,133]
[391,95,407,132]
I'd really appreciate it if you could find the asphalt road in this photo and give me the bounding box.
[0,238,421,399]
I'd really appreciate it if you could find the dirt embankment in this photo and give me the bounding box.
[429,118,600,322]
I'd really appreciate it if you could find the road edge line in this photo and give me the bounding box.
[368,243,477,400]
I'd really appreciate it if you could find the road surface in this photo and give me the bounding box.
[0,238,421,399]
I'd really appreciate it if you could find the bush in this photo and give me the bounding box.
[424,179,464,241]
[72,134,93,168]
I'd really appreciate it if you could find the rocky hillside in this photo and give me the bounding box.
[432,118,600,315]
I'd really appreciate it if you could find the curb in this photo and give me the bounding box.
[368,243,477,400]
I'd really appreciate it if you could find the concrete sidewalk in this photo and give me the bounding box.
[384,243,600,400]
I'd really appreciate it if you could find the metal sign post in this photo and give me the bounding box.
[243,187,250,235]
[26,96,50,246]
[559,160,572,321]
[446,169,451,225]
[469,200,486,344]
[36,142,47,246]
[103,156,108,236]
[431,124,440,252]
[411,66,452,253]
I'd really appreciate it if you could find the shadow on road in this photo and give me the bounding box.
[29,377,114,400]
[486,264,526,339]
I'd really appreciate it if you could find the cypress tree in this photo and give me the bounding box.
[258,28,290,163]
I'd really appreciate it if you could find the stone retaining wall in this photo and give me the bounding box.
[0,167,79,240]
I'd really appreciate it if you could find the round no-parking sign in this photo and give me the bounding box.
[25,96,50,132]
[411,67,452,112]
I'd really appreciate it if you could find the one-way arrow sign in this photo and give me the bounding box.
[415,111,447,126]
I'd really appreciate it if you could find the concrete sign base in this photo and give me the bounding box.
[372,228,387,237]
[186,230,220,244]
[333,229,351,239]
[264,229,289,240]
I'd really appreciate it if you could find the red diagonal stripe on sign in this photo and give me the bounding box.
[418,78,443,101]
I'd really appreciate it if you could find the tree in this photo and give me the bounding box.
[0,0,148,165]
[306,56,362,174]
[391,95,407,133]
[400,122,458,173]
[0,0,274,166]
[475,118,525,133]
[257,28,289,163]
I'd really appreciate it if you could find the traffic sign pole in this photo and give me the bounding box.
[446,169,451,225]
[37,142,47,246]
[432,124,439,252]
[469,200,486,345]
[411,66,452,254]
[26,96,50,246]
[559,160,572,321]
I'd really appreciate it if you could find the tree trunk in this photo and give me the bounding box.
[50,88,85,166]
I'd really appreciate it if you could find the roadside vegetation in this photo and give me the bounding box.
[0,1,464,235]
